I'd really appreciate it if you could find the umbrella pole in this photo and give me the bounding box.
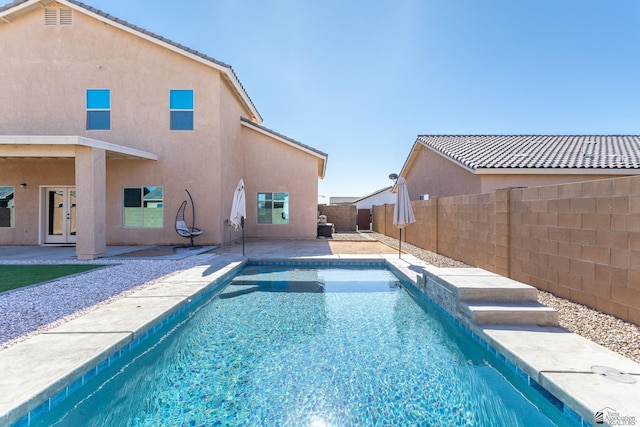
[241,216,245,256]
[399,228,402,258]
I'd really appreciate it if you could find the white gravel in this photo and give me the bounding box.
[0,255,216,350]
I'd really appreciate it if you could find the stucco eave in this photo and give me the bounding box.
[0,136,158,160]
[0,0,56,23]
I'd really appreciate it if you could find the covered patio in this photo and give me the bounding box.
[0,136,157,259]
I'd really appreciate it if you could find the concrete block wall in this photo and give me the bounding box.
[510,177,640,324]
[437,193,496,271]
[317,205,357,232]
[372,175,640,325]
[373,201,438,250]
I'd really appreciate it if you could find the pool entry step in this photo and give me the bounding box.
[419,268,559,326]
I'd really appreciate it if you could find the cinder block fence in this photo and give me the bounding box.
[373,175,640,325]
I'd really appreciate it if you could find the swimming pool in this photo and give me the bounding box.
[31,264,572,426]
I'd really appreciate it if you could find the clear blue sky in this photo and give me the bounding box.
[88,0,640,200]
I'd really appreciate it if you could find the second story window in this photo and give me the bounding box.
[86,89,111,130]
[170,89,194,131]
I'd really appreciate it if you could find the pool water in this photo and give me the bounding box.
[34,266,572,426]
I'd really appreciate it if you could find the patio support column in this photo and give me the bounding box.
[74,146,106,260]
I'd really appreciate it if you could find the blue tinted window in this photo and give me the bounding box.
[170,111,194,131]
[87,111,110,130]
[170,90,194,130]
[86,89,110,109]
[86,89,110,130]
[170,90,193,110]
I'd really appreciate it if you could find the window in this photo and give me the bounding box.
[170,89,194,130]
[86,89,110,130]
[123,186,163,228]
[257,192,289,224]
[0,187,14,228]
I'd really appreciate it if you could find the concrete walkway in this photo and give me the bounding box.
[0,241,639,426]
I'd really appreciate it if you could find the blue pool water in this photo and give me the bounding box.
[33,265,572,426]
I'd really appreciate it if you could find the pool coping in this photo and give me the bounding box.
[1,253,638,426]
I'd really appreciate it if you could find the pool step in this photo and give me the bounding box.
[459,301,559,326]
[455,279,538,302]
[421,267,559,326]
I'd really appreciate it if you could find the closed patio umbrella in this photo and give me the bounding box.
[393,176,416,258]
[230,179,246,255]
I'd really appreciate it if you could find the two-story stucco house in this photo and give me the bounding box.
[0,0,328,259]
[399,135,640,200]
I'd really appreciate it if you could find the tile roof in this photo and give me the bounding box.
[0,0,261,121]
[417,135,640,170]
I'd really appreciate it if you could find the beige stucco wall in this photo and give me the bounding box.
[0,5,320,248]
[241,126,319,239]
[479,173,627,194]
[405,144,634,200]
[404,146,481,199]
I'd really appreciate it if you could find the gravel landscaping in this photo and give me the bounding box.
[0,255,214,350]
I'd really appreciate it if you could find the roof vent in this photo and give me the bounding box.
[59,9,73,26]
[44,8,72,26]
[44,8,57,25]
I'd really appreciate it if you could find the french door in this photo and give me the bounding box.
[44,187,77,244]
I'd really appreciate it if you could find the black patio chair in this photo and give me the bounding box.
[175,190,202,247]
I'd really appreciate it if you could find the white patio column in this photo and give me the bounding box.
[74,146,107,259]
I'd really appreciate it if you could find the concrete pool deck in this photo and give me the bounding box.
[0,242,639,426]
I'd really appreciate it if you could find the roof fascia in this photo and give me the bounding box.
[241,119,328,179]
[49,0,262,123]
[394,139,423,193]
[395,139,476,193]
[0,0,55,23]
[474,167,640,175]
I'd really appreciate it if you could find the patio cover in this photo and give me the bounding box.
[0,136,157,259]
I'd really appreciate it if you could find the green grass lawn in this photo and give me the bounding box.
[0,265,106,293]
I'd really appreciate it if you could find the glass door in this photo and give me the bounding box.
[44,187,77,244]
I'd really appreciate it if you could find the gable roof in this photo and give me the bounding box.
[401,135,640,177]
[240,117,328,179]
[0,0,261,122]
[351,186,392,204]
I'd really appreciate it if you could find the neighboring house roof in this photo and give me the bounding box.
[0,186,14,199]
[0,0,261,123]
[144,187,163,201]
[329,197,358,205]
[401,135,640,177]
[240,117,328,179]
[351,186,392,204]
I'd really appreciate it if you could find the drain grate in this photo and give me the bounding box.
[591,365,637,384]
